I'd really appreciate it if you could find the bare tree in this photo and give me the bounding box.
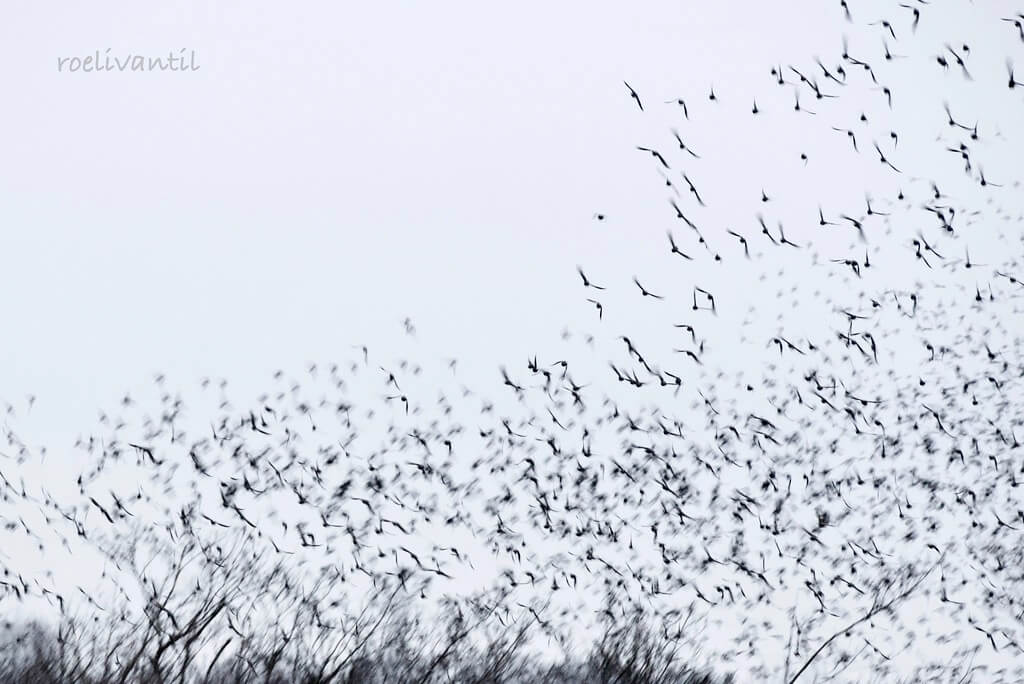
[787,557,942,684]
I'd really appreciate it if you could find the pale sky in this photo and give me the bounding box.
[0,1,875,426]
[2,1,1024,681]
[1,1,1019,431]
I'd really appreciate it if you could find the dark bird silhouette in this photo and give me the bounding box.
[633,277,664,300]
[624,81,643,111]
[667,231,693,260]
[636,146,669,168]
[576,266,605,290]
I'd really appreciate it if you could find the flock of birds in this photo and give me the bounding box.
[3,1,1024,682]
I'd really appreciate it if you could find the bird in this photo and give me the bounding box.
[637,146,670,168]
[726,229,750,258]
[671,129,701,158]
[872,141,902,172]
[624,81,644,111]
[633,277,664,299]
[682,174,706,206]
[667,231,694,260]
[665,98,689,118]
[577,266,605,290]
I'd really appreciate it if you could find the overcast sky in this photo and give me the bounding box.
[0,2,859,428]
[2,0,1020,436]
[2,2,1023,679]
